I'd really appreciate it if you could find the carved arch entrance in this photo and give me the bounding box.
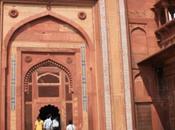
[24,59,73,130]
[2,11,92,130]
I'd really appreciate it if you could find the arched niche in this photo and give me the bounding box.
[131,27,148,55]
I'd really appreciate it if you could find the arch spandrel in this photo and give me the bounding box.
[5,11,92,48]
[12,16,85,43]
[3,11,93,65]
[24,59,73,91]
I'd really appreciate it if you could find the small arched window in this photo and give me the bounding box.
[37,73,60,97]
[38,73,60,83]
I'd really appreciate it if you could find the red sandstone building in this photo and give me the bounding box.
[0,0,174,130]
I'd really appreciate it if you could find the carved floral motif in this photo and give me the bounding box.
[78,12,87,20]
[66,57,73,64]
[9,9,19,18]
[25,56,32,63]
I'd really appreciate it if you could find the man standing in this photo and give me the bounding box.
[44,115,53,130]
[52,117,59,130]
[66,120,76,130]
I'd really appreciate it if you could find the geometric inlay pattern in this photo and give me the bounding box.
[24,59,72,93]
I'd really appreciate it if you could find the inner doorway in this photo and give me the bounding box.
[39,104,61,130]
[39,104,60,121]
[23,56,76,130]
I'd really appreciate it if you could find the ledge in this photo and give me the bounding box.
[138,44,175,66]
[0,0,97,6]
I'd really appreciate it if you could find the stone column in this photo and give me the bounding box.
[119,0,134,129]
[101,0,134,129]
[99,0,112,130]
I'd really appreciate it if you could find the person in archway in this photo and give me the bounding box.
[35,116,44,130]
[44,114,53,130]
[52,116,59,130]
[66,120,76,130]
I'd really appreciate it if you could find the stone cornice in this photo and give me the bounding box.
[0,0,96,6]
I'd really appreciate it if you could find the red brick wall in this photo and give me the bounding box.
[126,0,160,129]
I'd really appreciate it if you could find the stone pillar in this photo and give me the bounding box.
[99,0,112,130]
[118,0,134,129]
[101,0,134,129]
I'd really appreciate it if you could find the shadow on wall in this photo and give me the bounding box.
[138,64,171,130]
[39,104,61,130]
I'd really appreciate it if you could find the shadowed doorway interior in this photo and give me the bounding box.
[39,104,61,130]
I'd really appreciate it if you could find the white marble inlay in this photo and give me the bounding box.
[119,0,134,129]
[11,55,16,110]
[99,0,112,130]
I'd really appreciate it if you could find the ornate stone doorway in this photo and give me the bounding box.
[20,52,82,130]
[4,11,91,130]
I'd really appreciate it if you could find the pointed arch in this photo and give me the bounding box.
[131,26,146,34]
[130,26,148,55]
[38,72,60,79]
[3,11,93,67]
[24,59,72,90]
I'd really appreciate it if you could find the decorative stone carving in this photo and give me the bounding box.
[78,12,87,20]
[129,23,147,32]
[44,0,52,10]
[25,56,32,63]
[24,59,73,91]
[9,9,19,18]
[66,57,73,64]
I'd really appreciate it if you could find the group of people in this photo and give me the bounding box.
[35,114,59,130]
[35,115,75,130]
